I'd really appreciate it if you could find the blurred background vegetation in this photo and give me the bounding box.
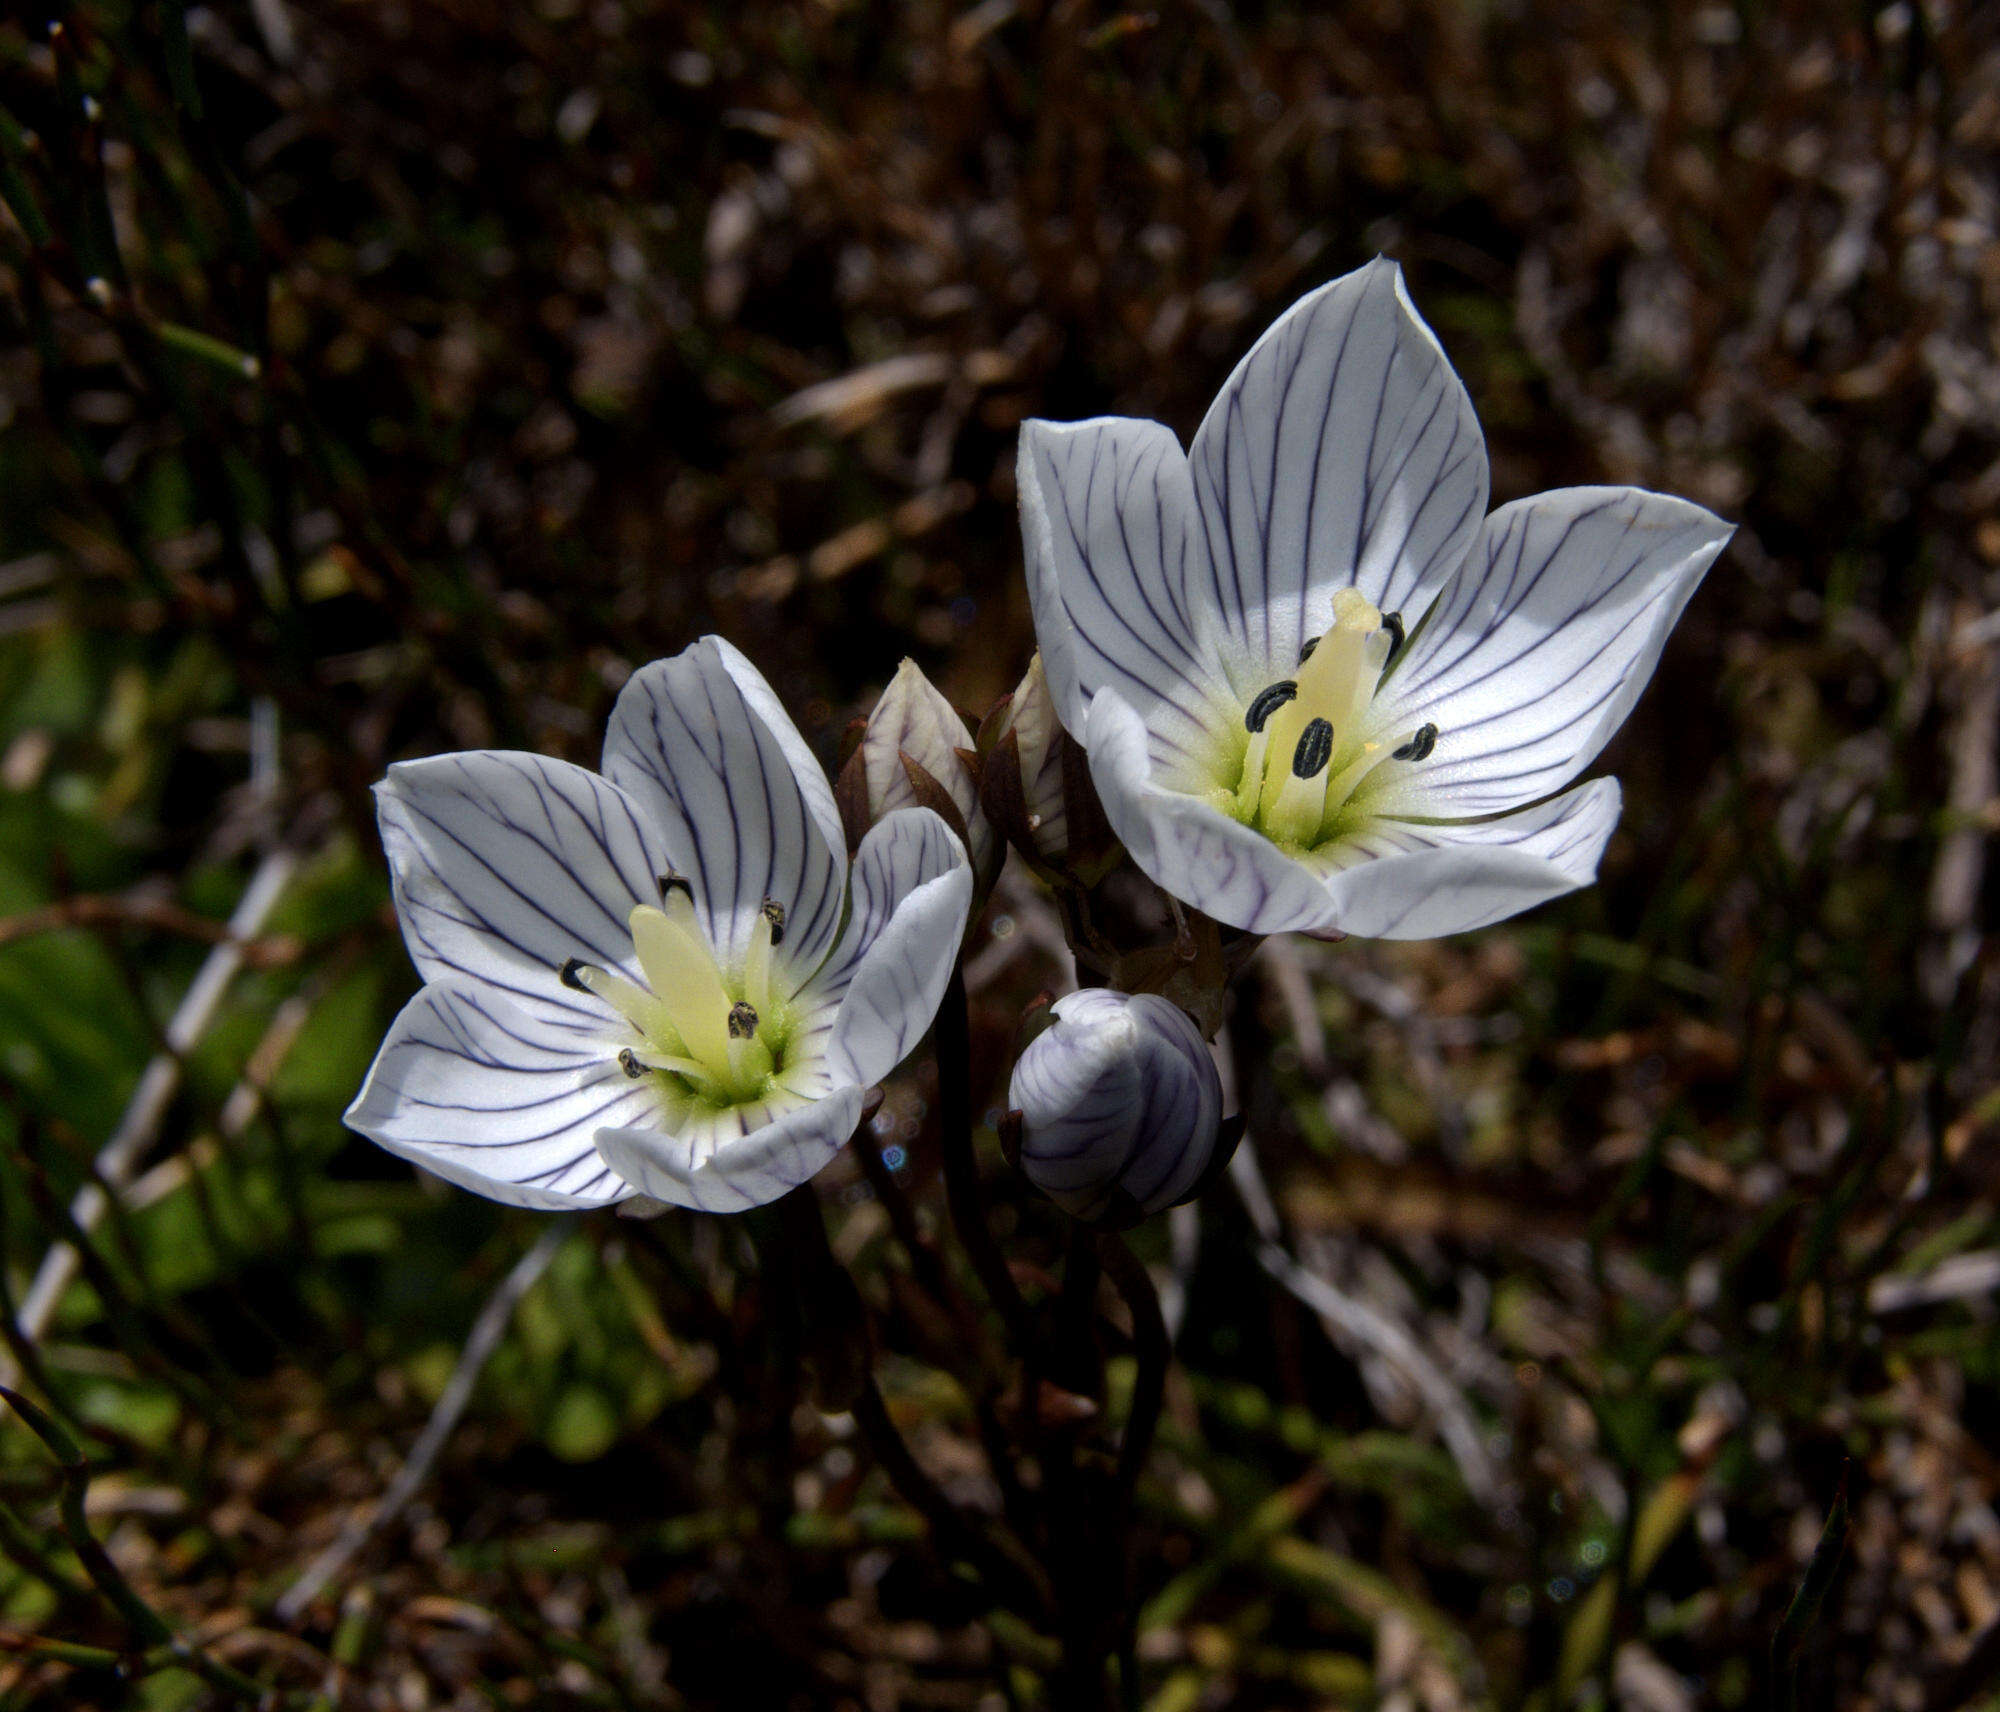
[0,0,1995,1706]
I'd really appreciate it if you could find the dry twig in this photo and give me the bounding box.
[274,1217,579,1622]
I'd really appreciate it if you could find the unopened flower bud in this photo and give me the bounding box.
[1006,989,1229,1224]
[838,660,999,893]
[977,652,1115,879]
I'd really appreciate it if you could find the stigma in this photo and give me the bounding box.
[1230,589,1439,848]
[556,888,791,1109]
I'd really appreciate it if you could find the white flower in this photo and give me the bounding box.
[1017,258,1734,939]
[1007,989,1226,1224]
[346,636,973,1213]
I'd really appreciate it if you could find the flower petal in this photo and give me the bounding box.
[595,1084,866,1212]
[1116,995,1225,1210]
[1018,416,1238,784]
[602,636,847,981]
[705,634,850,862]
[1318,777,1623,938]
[1187,257,1489,672]
[345,982,641,1209]
[817,808,973,1088]
[1367,488,1732,817]
[1083,688,1343,936]
[377,751,669,1032]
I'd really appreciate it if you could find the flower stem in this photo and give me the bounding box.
[1100,1232,1169,1706]
[852,1114,1039,1536]
[1098,1235,1167,1508]
[851,1111,985,1355]
[777,1178,1053,1620]
[1044,1224,1118,1712]
[1055,1221,1103,1399]
[851,1373,1052,1619]
[936,961,1032,1343]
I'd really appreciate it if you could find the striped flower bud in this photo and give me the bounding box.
[1005,989,1230,1224]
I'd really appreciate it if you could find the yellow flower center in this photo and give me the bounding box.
[1223,588,1435,851]
[561,884,792,1109]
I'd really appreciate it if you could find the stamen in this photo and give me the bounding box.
[1292,718,1334,779]
[1392,723,1438,762]
[1381,611,1406,671]
[569,959,678,1042]
[1321,741,1386,808]
[558,957,592,992]
[623,1044,717,1082]
[1298,636,1318,664]
[1244,681,1298,733]
[728,1001,760,1040]
[1232,725,1272,819]
[657,870,693,901]
[727,1032,773,1090]
[618,1047,646,1079]
[1267,756,1330,846]
[743,898,785,1019]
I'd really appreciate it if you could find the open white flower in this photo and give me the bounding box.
[346,636,972,1213]
[1018,258,1733,939]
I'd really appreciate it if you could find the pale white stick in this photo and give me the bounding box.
[120,990,318,1215]
[1227,1131,1501,1505]
[5,848,297,1372]
[1869,1249,2000,1314]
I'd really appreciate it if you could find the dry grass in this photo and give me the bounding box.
[0,1,1994,1707]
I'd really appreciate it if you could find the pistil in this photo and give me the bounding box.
[558,890,790,1109]
[1238,588,1387,842]
[632,897,734,1076]
[1228,590,1440,849]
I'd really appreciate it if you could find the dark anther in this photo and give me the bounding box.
[559,957,591,992]
[761,898,787,947]
[1393,722,1438,762]
[1382,611,1406,669]
[728,1001,759,1040]
[1245,680,1299,733]
[1298,635,1319,664]
[657,870,694,901]
[1292,718,1335,779]
[618,1047,646,1079]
